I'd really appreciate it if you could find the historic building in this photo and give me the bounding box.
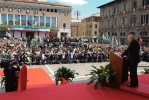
[71,18,82,38]
[81,13,100,42]
[0,0,72,39]
[98,0,149,45]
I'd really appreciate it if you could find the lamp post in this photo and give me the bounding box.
[74,10,81,38]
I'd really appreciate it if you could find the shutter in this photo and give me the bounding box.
[39,33,45,38]
[141,15,143,24]
[146,14,148,23]
[14,32,21,38]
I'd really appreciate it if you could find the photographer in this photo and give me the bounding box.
[2,60,20,92]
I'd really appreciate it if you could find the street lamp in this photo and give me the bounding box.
[74,10,81,38]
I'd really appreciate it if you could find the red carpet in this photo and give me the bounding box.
[0,83,148,100]
[0,68,54,85]
[120,74,149,98]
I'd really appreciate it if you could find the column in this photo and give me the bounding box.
[7,14,8,25]
[38,16,40,27]
[44,16,46,27]
[20,15,21,26]
[0,13,1,24]
[13,14,15,25]
[50,17,52,27]
[56,17,58,27]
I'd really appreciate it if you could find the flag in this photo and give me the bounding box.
[114,25,117,28]
[142,23,147,26]
[130,23,135,27]
[26,10,30,14]
[138,37,142,46]
[122,10,126,14]
[6,32,11,39]
[102,34,105,40]
[132,8,136,13]
[119,40,121,46]
[27,20,32,26]
[43,11,46,15]
[35,10,38,14]
[9,8,13,12]
[33,21,39,26]
[0,7,4,11]
[120,24,125,28]
[105,33,109,40]
[143,5,148,10]
[18,8,21,13]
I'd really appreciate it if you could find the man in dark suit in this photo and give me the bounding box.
[121,34,140,87]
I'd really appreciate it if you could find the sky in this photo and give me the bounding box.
[42,0,113,19]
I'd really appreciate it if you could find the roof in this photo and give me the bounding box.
[97,0,116,8]
[10,0,72,8]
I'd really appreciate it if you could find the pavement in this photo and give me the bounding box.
[0,61,149,93]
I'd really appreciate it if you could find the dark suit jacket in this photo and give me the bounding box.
[121,39,140,64]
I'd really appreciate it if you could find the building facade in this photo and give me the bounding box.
[71,18,82,38]
[0,0,72,39]
[81,13,100,42]
[98,0,149,45]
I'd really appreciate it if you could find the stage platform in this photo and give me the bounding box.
[120,74,149,98]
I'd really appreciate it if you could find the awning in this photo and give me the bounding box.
[8,26,50,32]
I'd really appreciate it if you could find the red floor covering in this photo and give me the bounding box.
[0,83,148,100]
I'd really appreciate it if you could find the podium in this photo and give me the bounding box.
[18,64,27,91]
[110,52,128,88]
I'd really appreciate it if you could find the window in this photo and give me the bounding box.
[1,14,7,25]
[40,8,42,11]
[23,7,26,10]
[46,17,50,27]
[102,11,104,17]
[54,9,57,13]
[130,16,137,24]
[114,19,117,25]
[120,32,125,36]
[141,14,148,24]
[101,22,104,27]
[122,17,126,24]
[57,9,61,13]
[140,32,148,36]
[94,31,97,35]
[114,7,118,13]
[107,20,110,26]
[51,17,56,27]
[95,24,97,28]
[5,6,8,8]
[21,15,26,26]
[15,14,20,25]
[142,0,149,6]
[63,23,66,28]
[108,9,110,15]
[131,1,137,8]
[123,4,126,11]
[40,16,45,27]
[47,9,49,12]
[34,16,39,22]
[112,33,117,36]
[8,14,13,25]
[51,9,53,12]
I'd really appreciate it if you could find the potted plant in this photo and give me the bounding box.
[54,66,79,85]
[141,68,149,74]
[87,64,116,89]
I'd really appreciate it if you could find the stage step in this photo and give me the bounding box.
[120,81,149,98]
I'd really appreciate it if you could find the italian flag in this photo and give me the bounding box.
[9,8,13,12]
[142,23,147,26]
[120,24,125,28]
[33,21,39,26]
[114,25,117,28]
[18,8,22,13]
[132,8,136,13]
[130,23,135,27]
[43,11,46,15]
[143,5,148,9]
[0,7,4,11]
[6,32,11,40]
[26,10,30,14]
[35,10,38,14]
[122,10,126,14]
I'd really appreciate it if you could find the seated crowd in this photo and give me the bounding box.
[0,37,148,65]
